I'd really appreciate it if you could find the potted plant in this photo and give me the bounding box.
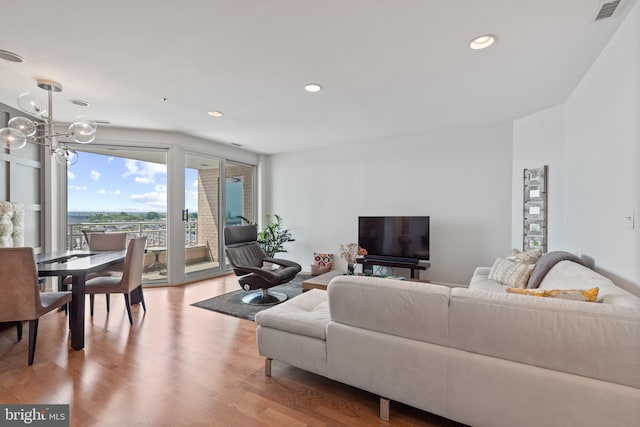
[242,214,294,258]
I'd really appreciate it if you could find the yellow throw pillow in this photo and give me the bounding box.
[488,258,535,288]
[506,287,599,303]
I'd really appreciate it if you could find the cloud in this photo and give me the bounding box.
[134,176,154,184]
[123,159,166,185]
[69,185,87,191]
[130,191,167,208]
[155,184,167,192]
[192,179,198,187]
[97,189,107,194]
[90,170,101,180]
[68,171,76,180]
[108,157,114,164]
[111,189,121,195]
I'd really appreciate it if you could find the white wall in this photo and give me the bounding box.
[564,0,640,295]
[513,1,640,296]
[265,122,513,285]
[512,105,565,250]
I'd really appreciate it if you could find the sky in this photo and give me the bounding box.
[67,151,198,212]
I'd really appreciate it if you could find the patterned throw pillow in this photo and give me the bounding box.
[313,253,333,268]
[506,287,599,303]
[488,258,535,288]
[507,248,544,264]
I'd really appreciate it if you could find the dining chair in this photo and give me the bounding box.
[63,232,128,312]
[85,236,147,325]
[0,247,72,365]
[0,201,26,341]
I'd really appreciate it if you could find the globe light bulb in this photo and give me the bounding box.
[0,127,27,150]
[17,92,47,117]
[66,149,79,166]
[53,147,78,166]
[8,116,37,137]
[72,116,97,133]
[69,116,97,143]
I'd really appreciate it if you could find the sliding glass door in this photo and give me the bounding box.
[223,161,255,269]
[184,154,220,279]
[66,147,256,284]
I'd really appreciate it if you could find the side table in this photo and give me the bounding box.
[302,271,343,291]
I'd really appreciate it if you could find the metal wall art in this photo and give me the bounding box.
[523,165,548,252]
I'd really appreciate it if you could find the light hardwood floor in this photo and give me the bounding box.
[0,274,465,427]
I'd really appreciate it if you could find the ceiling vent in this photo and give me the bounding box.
[595,0,621,21]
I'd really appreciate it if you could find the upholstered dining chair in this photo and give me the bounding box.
[63,232,128,310]
[224,225,301,305]
[84,232,127,311]
[0,247,72,365]
[85,236,147,325]
[0,201,26,340]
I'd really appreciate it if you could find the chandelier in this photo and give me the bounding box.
[0,78,97,166]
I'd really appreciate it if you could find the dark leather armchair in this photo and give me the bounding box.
[224,225,301,305]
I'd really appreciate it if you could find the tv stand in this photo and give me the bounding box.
[356,257,430,279]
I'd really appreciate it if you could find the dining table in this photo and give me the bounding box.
[36,249,126,350]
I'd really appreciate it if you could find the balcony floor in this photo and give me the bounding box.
[142,260,221,282]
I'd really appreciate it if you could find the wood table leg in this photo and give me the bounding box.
[70,274,86,350]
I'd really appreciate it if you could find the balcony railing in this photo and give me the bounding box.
[67,220,199,250]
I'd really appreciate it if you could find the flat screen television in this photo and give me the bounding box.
[358,216,430,264]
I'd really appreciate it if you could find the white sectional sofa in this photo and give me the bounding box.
[255,257,640,427]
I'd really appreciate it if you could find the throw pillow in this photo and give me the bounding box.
[488,258,535,288]
[313,253,333,268]
[506,248,544,264]
[506,287,599,303]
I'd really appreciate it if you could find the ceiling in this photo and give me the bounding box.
[0,0,636,154]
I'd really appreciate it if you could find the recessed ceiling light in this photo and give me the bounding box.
[469,34,497,50]
[208,111,223,117]
[304,83,322,93]
[69,99,90,107]
[0,50,24,63]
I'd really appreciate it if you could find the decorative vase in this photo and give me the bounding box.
[347,263,356,275]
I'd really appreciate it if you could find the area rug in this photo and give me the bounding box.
[191,274,312,321]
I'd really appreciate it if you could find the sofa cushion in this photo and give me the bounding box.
[255,289,330,340]
[328,275,450,347]
[449,287,640,389]
[487,258,535,288]
[538,261,640,310]
[468,276,505,293]
[526,251,586,289]
[506,286,599,302]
